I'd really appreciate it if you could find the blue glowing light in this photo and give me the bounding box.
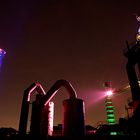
[0,48,6,67]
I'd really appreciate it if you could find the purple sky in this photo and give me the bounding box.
[0,0,140,130]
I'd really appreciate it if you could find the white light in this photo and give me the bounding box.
[106,90,113,96]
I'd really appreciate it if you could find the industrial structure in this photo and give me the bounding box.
[103,82,116,125]
[19,79,85,138]
[17,16,140,138]
[105,92,116,125]
[96,17,140,136]
[121,19,140,134]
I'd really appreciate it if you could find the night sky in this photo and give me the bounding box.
[0,0,140,130]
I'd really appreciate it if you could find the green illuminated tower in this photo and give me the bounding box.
[105,95,116,125]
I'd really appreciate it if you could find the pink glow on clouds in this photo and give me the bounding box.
[79,88,107,107]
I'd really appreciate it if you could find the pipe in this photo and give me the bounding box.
[40,79,77,106]
[19,83,46,136]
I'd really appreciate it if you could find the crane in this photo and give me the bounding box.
[112,81,140,96]
[104,81,140,125]
[104,81,140,122]
[113,81,140,119]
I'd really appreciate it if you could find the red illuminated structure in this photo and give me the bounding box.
[40,79,85,137]
[19,83,46,136]
[19,79,86,138]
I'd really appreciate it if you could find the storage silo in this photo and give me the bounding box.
[62,98,85,137]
